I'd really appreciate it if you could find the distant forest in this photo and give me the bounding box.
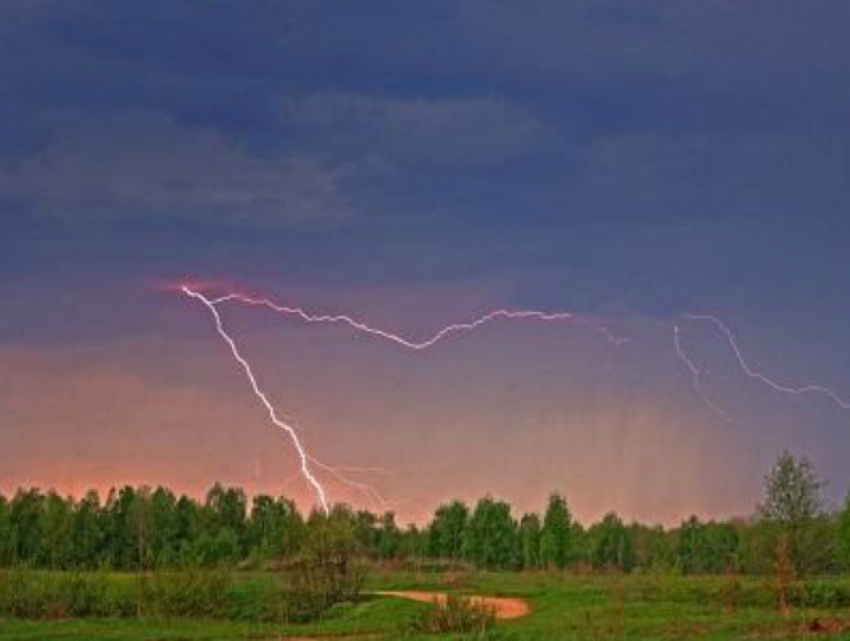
[2,452,849,576]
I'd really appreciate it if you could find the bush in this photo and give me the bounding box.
[0,568,135,618]
[140,568,233,617]
[789,580,850,609]
[0,567,359,623]
[408,594,496,635]
[0,568,51,618]
[55,571,111,617]
[285,511,366,622]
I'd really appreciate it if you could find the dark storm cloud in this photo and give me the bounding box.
[1,0,849,349]
[3,1,848,231]
[1,112,349,225]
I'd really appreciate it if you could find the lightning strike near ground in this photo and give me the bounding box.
[176,282,627,510]
[179,281,847,512]
[181,285,331,512]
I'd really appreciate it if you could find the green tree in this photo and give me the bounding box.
[8,488,45,563]
[428,500,468,559]
[104,486,142,569]
[631,523,673,570]
[148,487,179,566]
[290,506,366,620]
[539,493,573,569]
[130,486,153,570]
[399,524,428,559]
[188,528,239,567]
[519,513,541,570]
[205,484,247,550]
[737,517,775,575]
[676,517,739,574]
[462,496,517,569]
[703,522,739,573]
[0,494,11,565]
[352,509,379,555]
[377,512,401,560]
[591,513,635,572]
[70,490,104,568]
[248,494,303,559]
[39,491,72,569]
[676,516,704,574]
[759,450,828,575]
[175,494,204,563]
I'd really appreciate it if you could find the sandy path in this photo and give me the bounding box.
[375,590,530,619]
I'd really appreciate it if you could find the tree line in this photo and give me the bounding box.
[1,451,849,576]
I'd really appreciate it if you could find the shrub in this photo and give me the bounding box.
[789,580,850,608]
[0,568,135,618]
[54,571,111,617]
[0,568,51,618]
[408,594,496,635]
[140,568,233,617]
[284,511,366,622]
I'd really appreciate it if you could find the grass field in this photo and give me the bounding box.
[3,569,850,640]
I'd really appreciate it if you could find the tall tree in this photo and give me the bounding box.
[428,500,469,559]
[70,490,104,568]
[676,516,706,574]
[759,450,827,575]
[519,513,541,570]
[377,512,401,560]
[205,484,248,546]
[398,524,428,559]
[462,496,517,569]
[174,494,203,560]
[9,488,45,563]
[104,486,137,569]
[539,493,573,569]
[352,510,379,555]
[40,491,72,569]
[0,494,11,565]
[248,494,303,558]
[631,523,673,570]
[149,487,179,566]
[591,513,635,572]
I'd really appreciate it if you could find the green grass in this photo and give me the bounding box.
[0,597,425,640]
[3,570,850,640]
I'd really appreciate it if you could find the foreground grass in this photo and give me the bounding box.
[3,570,850,640]
[0,595,424,640]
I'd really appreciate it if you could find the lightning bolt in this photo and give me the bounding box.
[673,323,745,426]
[181,285,331,512]
[177,280,847,509]
[207,290,628,350]
[684,314,850,412]
[674,313,850,424]
[177,281,625,510]
[307,456,390,509]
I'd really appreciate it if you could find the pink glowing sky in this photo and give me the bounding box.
[3,276,847,526]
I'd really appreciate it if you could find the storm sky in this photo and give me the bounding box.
[2,2,849,524]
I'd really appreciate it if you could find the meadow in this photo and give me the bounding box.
[3,453,849,639]
[3,568,850,640]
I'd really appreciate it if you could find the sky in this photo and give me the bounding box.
[2,1,849,525]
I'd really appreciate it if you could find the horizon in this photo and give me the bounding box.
[0,477,770,530]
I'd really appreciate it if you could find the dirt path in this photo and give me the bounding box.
[374,590,530,619]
